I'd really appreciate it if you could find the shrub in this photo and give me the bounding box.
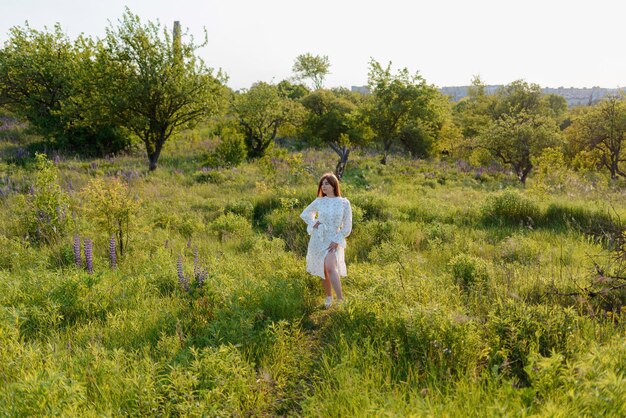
[193,169,226,184]
[542,203,620,243]
[448,253,489,288]
[265,209,308,256]
[20,153,71,245]
[80,177,140,256]
[225,200,254,220]
[210,213,252,242]
[481,190,540,227]
[204,129,247,168]
[485,300,578,387]
[496,234,541,265]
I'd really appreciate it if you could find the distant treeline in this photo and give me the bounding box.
[2,9,626,183]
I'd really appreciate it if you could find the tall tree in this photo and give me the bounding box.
[98,9,225,170]
[566,95,626,179]
[364,59,443,164]
[301,89,371,178]
[477,80,563,184]
[231,82,304,159]
[0,24,129,154]
[292,53,330,90]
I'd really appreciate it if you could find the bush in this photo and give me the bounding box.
[194,169,226,184]
[225,199,254,221]
[20,153,72,245]
[485,300,578,387]
[210,213,252,242]
[265,209,308,256]
[204,129,247,168]
[481,190,540,227]
[80,176,140,256]
[448,253,489,288]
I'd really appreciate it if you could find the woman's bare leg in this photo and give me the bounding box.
[322,266,332,297]
[324,252,343,300]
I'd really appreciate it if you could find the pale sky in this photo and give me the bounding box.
[1,0,625,90]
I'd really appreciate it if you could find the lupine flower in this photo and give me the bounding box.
[109,236,117,269]
[196,267,208,288]
[73,235,81,268]
[186,237,192,249]
[177,255,189,292]
[84,238,93,274]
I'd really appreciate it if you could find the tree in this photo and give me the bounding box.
[566,95,626,179]
[98,9,225,170]
[231,82,304,159]
[292,53,330,90]
[0,24,129,154]
[479,112,562,184]
[277,79,310,100]
[301,89,371,178]
[364,59,445,164]
[477,80,563,184]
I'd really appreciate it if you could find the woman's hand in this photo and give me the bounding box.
[313,221,321,229]
[327,242,339,252]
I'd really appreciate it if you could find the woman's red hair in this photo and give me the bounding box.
[317,172,341,197]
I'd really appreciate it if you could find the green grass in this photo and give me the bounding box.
[1,127,626,416]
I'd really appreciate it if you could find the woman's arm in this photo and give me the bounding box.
[299,198,319,235]
[332,199,352,247]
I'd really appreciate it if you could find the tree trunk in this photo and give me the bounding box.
[148,136,165,171]
[380,138,392,165]
[334,147,350,179]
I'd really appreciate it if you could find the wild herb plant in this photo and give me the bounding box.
[80,176,140,256]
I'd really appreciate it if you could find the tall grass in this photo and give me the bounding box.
[1,128,626,415]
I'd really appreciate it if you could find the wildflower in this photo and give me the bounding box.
[177,255,189,292]
[73,235,81,267]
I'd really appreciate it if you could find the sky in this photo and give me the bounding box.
[1,0,625,91]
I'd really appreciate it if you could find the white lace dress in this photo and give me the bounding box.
[300,196,353,279]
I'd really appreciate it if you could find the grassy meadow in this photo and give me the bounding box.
[1,123,626,417]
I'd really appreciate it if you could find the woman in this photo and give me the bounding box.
[300,172,352,308]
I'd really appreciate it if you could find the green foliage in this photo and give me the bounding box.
[98,8,225,170]
[210,213,253,243]
[481,190,541,227]
[3,139,626,416]
[365,59,447,163]
[565,95,626,180]
[449,253,490,288]
[20,154,71,245]
[204,128,247,168]
[292,53,331,90]
[80,176,140,256]
[0,24,130,155]
[232,82,304,159]
[485,300,578,386]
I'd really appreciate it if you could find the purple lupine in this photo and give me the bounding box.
[84,238,93,274]
[186,237,192,249]
[73,235,81,267]
[196,267,208,288]
[177,255,189,292]
[109,236,117,269]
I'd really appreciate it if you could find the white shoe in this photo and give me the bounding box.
[324,296,333,309]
